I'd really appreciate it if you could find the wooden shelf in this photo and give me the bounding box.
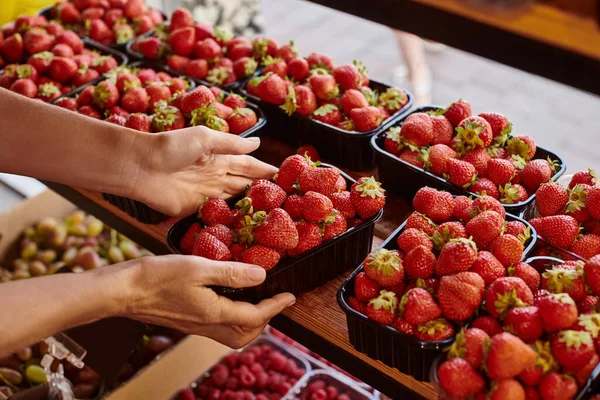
[46,137,436,399]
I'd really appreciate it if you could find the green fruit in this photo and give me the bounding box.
[29,261,47,277]
[47,224,67,248]
[85,216,104,237]
[20,242,37,260]
[108,246,125,263]
[0,367,23,385]
[62,247,78,266]
[37,217,59,235]
[12,270,31,280]
[24,227,37,239]
[65,211,86,225]
[119,241,141,260]
[68,222,88,236]
[47,262,66,274]
[12,259,29,271]
[36,249,57,264]
[25,365,47,384]
[15,347,31,362]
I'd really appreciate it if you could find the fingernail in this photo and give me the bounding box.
[288,300,296,307]
[248,267,266,282]
[246,137,260,143]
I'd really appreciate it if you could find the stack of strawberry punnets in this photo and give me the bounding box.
[383,100,561,205]
[0,28,121,102]
[346,187,533,342]
[246,54,409,132]
[531,169,600,260]
[435,256,600,400]
[178,155,386,270]
[47,0,164,46]
[131,7,274,87]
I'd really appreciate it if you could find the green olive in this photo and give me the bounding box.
[119,241,141,260]
[108,246,125,263]
[25,365,47,384]
[85,217,104,237]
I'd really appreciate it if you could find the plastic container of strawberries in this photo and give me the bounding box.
[238,79,413,172]
[370,106,567,214]
[337,212,537,381]
[167,166,382,303]
[282,370,377,400]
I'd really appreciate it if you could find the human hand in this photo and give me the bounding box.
[120,255,295,349]
[128,126,277,216]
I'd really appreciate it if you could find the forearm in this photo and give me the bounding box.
[0,88,153,196]
[0,261,136,357]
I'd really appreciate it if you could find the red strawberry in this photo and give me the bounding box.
[486,277,534,318]
[378,87,408,113]
[572,233,600,260]
[333,63,362,91]
[307,74,337,101]
[505,221,528,239]
[468,195,506,220]
[575,353,599,387]
[350,176,385,219]
[447,327,490,368]
[1,33,23,63]
[82,7,105,21]
[400,112,433,147]
[429,113,453,146]
[280,195,302,221]
[348,296,367,314]
[180,86,215,113]
[585,185,600,220]
[10,78,37,98]
[576,295,598,314]
[393,318,414,335]
[399,288,441,325]
[222,94,246,110]
[168,27,196,57]
[423,144,456,176]
[504,306,543,342]
[521,159,555,193]
[301,191,333,223]
[91,56,117,74]
[137,37,164,60]
[470,250,506,286]
[453,195,473,222]
[550,330,595,371]
[542,264,586,301]
[55,97,78,111]
[282,85,317,116]
[398,148,424,168]
[539,373,578,400]
[404,246,436,279]
[170,7,193,32]
[486,332,537,379]
[506,135,537,161]
[133,15,155,36]
[120,87,149,113]
[200,198,232,226]
[328,191,356,219]
[488,158,516,186]
[499,183,529,204]
[479,112,510,137]
[116,71,141,93]
[437,357,485,399]
[275,154,309,193]
[88,19,114,44]
[491,234,524,267]
[263,57,287,78]
[365,290,398,325]
[532,215,579,249]
[37,82,62,102]
[536,182,569,216]
[78,105,101,119]
[312,104,342,126]
[585,255,600,295]
[47,57,77,83]
[472,316,503,337]
[517,340,558,386]
[55,31,83,55]
[27,51,53,75]
[354,271,381,303]
[180,223,203,254]
[412,187,454,223]
[297,145,320,163]
[227,108,257,134]
[444,99,472,127]
[253,208,299,251]
[471,178,500,199]
[489,379,525,400]
[463,149,491,178]
[287,57,310,81]
[180,59,208,80]
[166,54,190,72]
[363,248,404,288]
[203,224,233,248]
[438,271,484,321]
[242,245,280,271]
[24,28,53,55]
[446,158,477,188]
[192,231,231,261]
[256,73,286,105]
[56,2,81,24]
[431,221,467,251]
[536,293,578,333]
[570,169,598,188]
[340,89,368,115]
[228,41,252,61]
[72,66,100,87]
[125,113,152,132]
[414,318,454,342]
[452,115,493,155]
[405,212,436,236]
[298,165,340,195]
[436,238,478,276]
[288,221,323,256]
[243,180,286,213]
[92,80,119,109]
[509,262,540,293]
[397,228,433,253]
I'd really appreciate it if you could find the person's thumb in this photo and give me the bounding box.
[198,260,267,288]
[203,127,261,155]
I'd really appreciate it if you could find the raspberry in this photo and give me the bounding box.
[326,386,339,398]
[207,387,221,400]
[224,353,239,368]
[284,359,297,375]
[176,388,194,400]
[338,395,351,400]
[267,373,282,392]
[256,395,269,400]
[255,371,268,389]
[269,351,288,371]
[225,377,239,390]
[250,362,264,375]
[241,390,255,400]
[307,380,326,393]
[311,389,328,400]
[240,352,256,367]
[240,371,256,388]
[211,364,229,388]
[246,345,262,357]
[261,344,272,355]
[291,366,305,379]
[270,394,282,400]
[222,389,236,400]
[278,382,292,395]
[233,392,244,400]
[194,384,210,397]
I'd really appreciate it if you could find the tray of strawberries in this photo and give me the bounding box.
[239,54,413,171]
[39,0,166,49]
[282,370,377,400]
[371,103,566,214]
[431,255,600,400]
[338,187,537,381]
[127,7,269,91]
[0,32,126,102]
[167,155,385,303]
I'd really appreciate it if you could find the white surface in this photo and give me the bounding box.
[0,174,47,198]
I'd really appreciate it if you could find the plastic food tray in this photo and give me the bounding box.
[282,369,378,400]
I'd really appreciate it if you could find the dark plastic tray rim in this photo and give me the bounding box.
[337,211,538,350]
[370,105,567,210]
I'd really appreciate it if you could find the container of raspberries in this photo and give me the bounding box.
[338,187,537,380]
[171,335,311,400]
[282,370,377,400]
[38,0,167,50]
[167,155,386,303]
[127,7,266,91]
[0,32,127,102]
[371,102,566,213]
[520,170,600,263]
[430,255,600,400]
[239,54,413,171]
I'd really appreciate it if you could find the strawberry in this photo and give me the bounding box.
[180,223,203,254]
[570,169,598,188]
[565,184,592,222]
[37,82,62,102]
[241,245,280,271]
[414,318,454,342]
[263,57,287,78]
[365,290,397,325]
[463,148,492,178]
[301,191,333,223]
[550,330,595,371]
[123,0,147,19]
[328,191,355,219]
[491,234,524,267]
[23,29,53,55]
[452,116,493,154]
[199,198,232,226]
[227,108,257,134]
[448,328,490,369]
[48,57,78,83]
[521,159,555,193]
[412,187,454,223]
[192,231,231,261]
[340,89,368,115]
[10,78,37,98]
[535,182,569,216]
[487,158,515,186]
[505,221,528,239]
[584,255,600,295]
[222,94,246,110]
[308,74,337,101]
[542,264,586,302]
[436,238,478,276]
[333,63,362,91]
[134,15,155,36]
[538,373,578,400]
[88,19,114,44]
[82,7,105,21]
[78,85,96,107]
[354,271,381,302]
[503,306,543,342]
[398,148,425,168]
[27,51,54,75]
[288,221,322,256]
[312,104,341,126]
[393,318,414,335]
[453,195,473,222]
[363,248,404,288]
[137,37,164,60]
[536,293,578,333]
[168,27,196,57]
[180,59,207,80]
[405,212,436,236]
[431,221,467,251]
[447,158,478,188]
[350,176,385,219]
[295,85,318,116]
[287,57,310,81]
[275,154,309,193]
[428,113,453,146]
[444,99,472,127]
[399,288,441,325]
[251,35,278,59]
[55,31,83,55]
[125,113,152,132]
[575,353,599,387]
[437,357,485,399]
[576,295,598,314]
[203,224,233,248]
[499,183,529,204]
[280,195,302,221]
[585,185,600,220]
[471,178,500,199]
[378,87,408,113]
[228,41,252,60]
[397,228,433,253]
[1,33,23,63]
[170,7,194,32]
[470,250,506,286]
[472,316,503,337]
[298,165,340,195]
[52,43,75,58]
[120,87,149,113]
[72,66,100,87]
[506,135,537,162]
[180,86,215,113]
[306,52,334,71]
[92,80,119,109]
[489,379,525,400]
[517,340,558,386]
[55,97,78,111]
[404,246,436,279]
[297,145,320,163]
[486,277,534,318]
[479,112,510,137]
[253,208,298,250]
[106,114,127,126]
[468,195,506,220]
[438,271,484,321]
[400,112,433,147]
[78,106,101,119]
[242,180,286,213]
[486,332,537,379]
[532,215,579,249]
[509,262,540,293]
[257,73,287,105]
[348,296,367,314]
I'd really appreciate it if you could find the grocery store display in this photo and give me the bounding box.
[372,104,565,212]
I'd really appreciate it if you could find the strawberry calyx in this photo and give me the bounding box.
[116,24,134,44]
[154,22,169,40]
[313,103,339,117]
[453,120,485,155]
[431,226,456,252]
[499,183,521,204]
[542,268,578,293]
[252,38,271,61]
[532,340,559,374]
[92,55,113,68]
[279,86,298,116]
[207,67,231,85]
[506,135,532,160]
[16,64,35,79]
[558,330,593,348]
[206,115,227,131]
[416,318,449,338]
[93,84,112,107]
[361,87,379,106]
[446,328,469,360]
[397,289,411,318]
[589,168,599,185]
[427,108,445,117]
[243,57,258,77]
[189,103,218,127]
[38,83,60,97]
[237,211,267,245]
[547,156,560,173]
[338,119,355,131]
[354,176,385,199]
[450,237,478,252]
[368,290,397,312]
[566,184,587,213]
[493,288,528,319]
[262,55,283,67]
[309,67,330,76]
[415,278,435,294]
[31,51,53,61]
[367,248,401,277]
[352,59,368,75]
[151,106,180,131]
[378,88,405,112]
[235,197,254,216]
[214,26,233,44]
[248,74,267,89]
[517,226,532,244]
[577,314,600,338]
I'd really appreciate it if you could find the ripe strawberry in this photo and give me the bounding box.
[312,104,342,126]
[550,330,595,371]
[222,94,246,110]
[37,82,62,102]
[532,215,579,249]
[203,224,234,248]
[471,178,500,199]
[52,43,75,58]
[521,158,555,192]
[446,158,477,188]
[479,112,510,137]
[365,290,397,325]
[88,19,114,44]
[404,246,436,279]
[585,185,600,220]
[27,51,53,75]
[284,56,309,81]
[505,221,528,240]
[136,37,163,60]
[491,234,524,267]
[275,154,309,193]
[279,195,302,221]
[437,357,485,399]
[179,223,203,254]
[486,332,537,379]
[472,316,503,337]
[542,264,586,301]
[125,113,152,132]
[378,87,408,113]
[54,31,83,55]
[340,89,368,115]
[438,271,484,321]
[333,63,362,91]
[487,158,515,186]
[489,379,526,400]
[436,238,478,276]
[242,245,280,271]
[192,231,231,261]
[350,176,385,219]
[297,145,320,163]
[262,57,287,78]
[348,296,368,314]
[298,165,340,195]
[120,87,149,113]
[295,85,318,116]
[301,191,333,223]
[447,328,490,369]
[539,373,578,400]
[106,114,127,126]
[308,74,337,100]
[72,65,99,87]
[414,318,454,342]
[48,57,78,83]
[584,255,600,295]
[462,149,491,178]
[505,135,536,162]
[327,191,355,219]
[226,108,257,134]
[412,187,454,223]
[469,251,505,286]
[393,318,414,335]
[468,195,506,220]
[486,277,534,318]
[401,112,433,147]
[504,306,543,342]
[431,221,467,251]
[170,7,194,32]
[428,113,453,146]
[10,78,37,98]
[535,182,569,217]
[536,293,578,333]
[123,0,147,19]
[55,97,78,111]
[453,195,473,222]
[452,116,493,154]
[499,183,529,204]
[398,148,424,168]
[180,85,215,113]
[168,26,196,57]
[570,169,598,188]
[405,212,436,236]
[254,208,298,250]
[288,221,322,256]
[92,80,119,109]
[354,271,381,302]
[575,353,599,387]
[1,33,24,64]
[576,295,598,314]
[257,73,287,105]
[350,106,383,132]
[517,340,558,387]
[399,288,441,325]
[78,86,95,108]
[509,262,540,293]
[397,228,433,253]
[444,99,472,127]
[564,184,592,222]
[78,105,101,119]
[23,28,53,55]
[199,198,232,226]
[178,59,207,80]
[363,248,404,287]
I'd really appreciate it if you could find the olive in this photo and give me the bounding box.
[25,365,47,384]
[47,224,67,248]
[12,259,29,271]
[85,217,104,237]
[37,217,59,235]
[62,247,78,266]
[29,261,48,277]
[119,240,141,260]
[108,246,125,263]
